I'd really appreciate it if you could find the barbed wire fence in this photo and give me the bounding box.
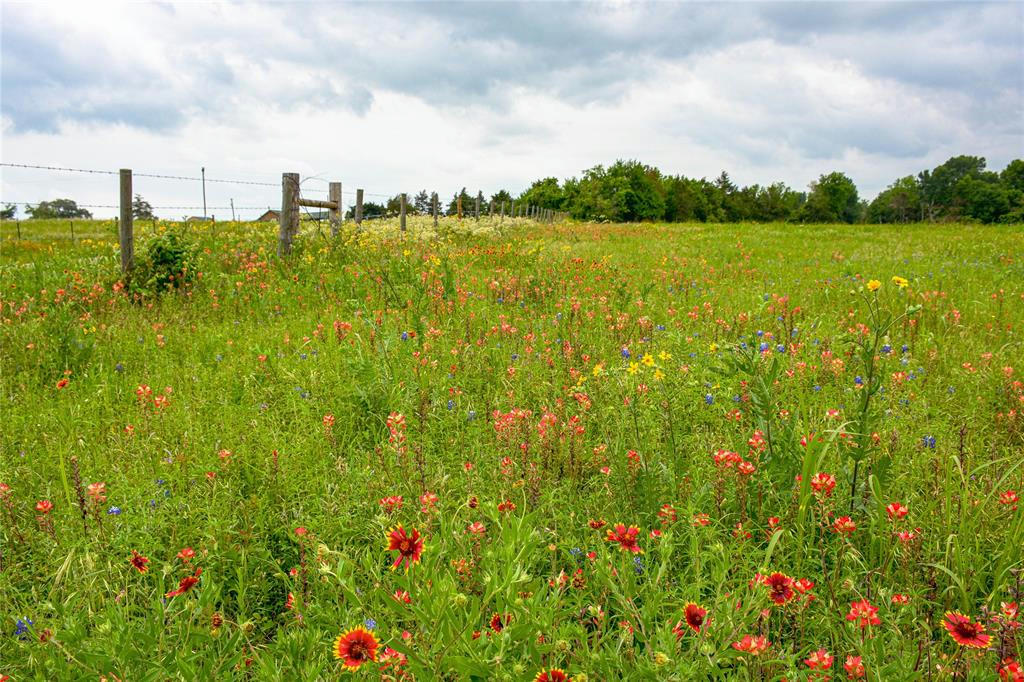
[0,162,567,269]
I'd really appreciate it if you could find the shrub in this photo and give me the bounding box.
[126,231,198,298]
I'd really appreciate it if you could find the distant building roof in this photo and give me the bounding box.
[257,209,280,222]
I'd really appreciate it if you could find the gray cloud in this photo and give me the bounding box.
[0,1,1020,202]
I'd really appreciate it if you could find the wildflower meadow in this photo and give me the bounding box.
[1,217,1022,680]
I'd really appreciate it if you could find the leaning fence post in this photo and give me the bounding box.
[329,182,341,237]
[119,169,134,273]
[278,172,299,256]
[355,189,364,228]
[432,192,438,227]
[400,193,407,231]
[475,191,481,220]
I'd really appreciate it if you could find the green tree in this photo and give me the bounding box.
[518,178,564,210]
[413,190,431,215]
[868,176,921,223]
[954,176,1012,223]
[0,203,15,220]
[918,155,986,220]
[489,190,513,214]
[999,159,1024,194]
[25,199,92,219]
[445,188,473,217]
[801,172,860,223]
[132,194,155,220]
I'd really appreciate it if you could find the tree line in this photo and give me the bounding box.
[510,155,1023,224]
[363,155,1021,225]
[6,155,1021,224]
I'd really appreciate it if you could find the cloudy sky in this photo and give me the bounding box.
[2,1,1022,219]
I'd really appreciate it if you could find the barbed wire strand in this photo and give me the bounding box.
[1,162,278,187]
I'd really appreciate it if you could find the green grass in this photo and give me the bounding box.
[1,217,1023,680]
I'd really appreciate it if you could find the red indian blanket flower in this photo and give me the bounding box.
[605,524,643,553]
[943,611,991,648]
[846,599,880,628]
[333,627,379,670]
[673,603,708,637]
[845,655,866,678]
[166,568,202,598]
[386,525,424,571]
[129,550,150,573]
[762,572,795,606]
[534,669,570,682]
[489,612,511,632]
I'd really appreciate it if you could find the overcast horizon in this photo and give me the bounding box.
[2,1,1022,219]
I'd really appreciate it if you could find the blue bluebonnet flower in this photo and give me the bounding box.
[621,348,631,358]
[881,344,892,354]
[776,345,786,353]
[14,618,33,639]
[115,362,124,373]
[813,385,821,392]
[855,376,864,386]
[447,399,455,410]
[759,342,770,352]
[704,394,714,405]
[922,435,936,449]
[364,618,376,630]
[107,506,122,515]
[401,331,409,341]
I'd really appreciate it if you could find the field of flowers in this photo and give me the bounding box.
[1,216,1022,680]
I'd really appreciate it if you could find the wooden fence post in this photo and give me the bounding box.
[475,191,481,220]
[457,195,462,220]
[70,220,74,242]
[400,193,407,231]
[500,201,506,222]
[432,192,438,227]
[119,169,134,273]
[278,172,299,256]
[355,189,364,228]
[329,182,341,237]
[488,196,494,218]
[510,201,516,218]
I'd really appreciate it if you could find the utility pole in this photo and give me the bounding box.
[201,166,207,219]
